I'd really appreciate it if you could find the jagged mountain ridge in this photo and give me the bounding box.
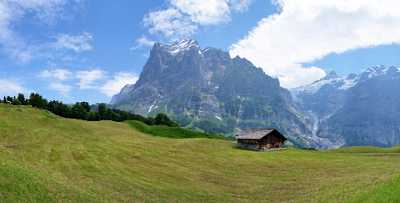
[111,39,322,148]
[294,66,400,147]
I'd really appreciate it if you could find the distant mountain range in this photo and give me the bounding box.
[111,39,400,149]
[294,66,400,148]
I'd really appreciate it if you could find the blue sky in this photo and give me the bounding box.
[1,0,400,103]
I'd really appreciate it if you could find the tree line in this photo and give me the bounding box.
[1,93,178,127]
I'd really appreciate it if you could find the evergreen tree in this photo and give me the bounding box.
[11,96,21,105]
[79,102,91,112]
[47,100,70,117]
[17,93,26,105]
[6,96,13,104]
[98,103,107,119]
[29,93,48,109]
[154,113,179,127]
[87,111,100,121]
[1,92,180,127]
[71,102,89,120]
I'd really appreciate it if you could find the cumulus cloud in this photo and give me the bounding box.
[144,0,252,39]
[144,8,197,39]
[230,0,400,88]
[170,0,231,25]
[0,79,26,97]
[76,69,106,89]
[53,32,94,53]
[100,72,138,97]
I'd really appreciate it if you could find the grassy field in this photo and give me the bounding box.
[126,120,226,139]
[0,104,400,202]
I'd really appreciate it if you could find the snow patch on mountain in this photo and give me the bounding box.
[160,39,200,55]
[293,71,358,95]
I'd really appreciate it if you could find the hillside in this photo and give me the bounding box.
[1,104,400,202]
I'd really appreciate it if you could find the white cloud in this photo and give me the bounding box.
[7,0,68,23]
[76,69,106,89]
[49,82,72,96]
[230,0,252,12]
[37,68,137,97]
[170,0,231,25]
[39,68,73,95]
[131,36,156,50]
[144,0,252,39]
[0,0,82,62]
[230,0,400,88]
[144,8,197,39]
[100,73,138,97]
[40,68,72,81]
[0,79,26,97]
[53,32,93,53]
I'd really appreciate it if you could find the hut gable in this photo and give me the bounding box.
[235,129,287,151]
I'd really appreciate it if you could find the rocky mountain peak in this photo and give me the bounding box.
[154,39,200,56]
[111,40,317,148]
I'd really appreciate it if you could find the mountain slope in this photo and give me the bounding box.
[111,40,316,147]
[294,66,400,147]
[1,104,400,202]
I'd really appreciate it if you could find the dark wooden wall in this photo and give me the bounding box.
[237,132,285,150]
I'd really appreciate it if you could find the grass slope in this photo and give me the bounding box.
[330,146,400,153]
[1,104,400,202]
[126,120,226,139]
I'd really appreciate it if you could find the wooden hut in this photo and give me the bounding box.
[235,129,287,151]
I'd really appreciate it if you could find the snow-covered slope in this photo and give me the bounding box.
[295,66,400,96]
[159,39,200,55]
[293,71,357,95]
[293,65,400,148]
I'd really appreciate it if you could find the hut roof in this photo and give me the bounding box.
[235,128,286,140]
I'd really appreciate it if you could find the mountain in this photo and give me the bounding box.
[294,66,400,147]
[111,39,320,147]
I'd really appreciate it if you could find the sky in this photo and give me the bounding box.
[1,0,400,103]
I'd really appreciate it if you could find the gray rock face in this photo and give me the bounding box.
[112,40,400,148]
[294,66,400,147]
[111,40,319,147]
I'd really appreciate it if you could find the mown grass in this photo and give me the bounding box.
[126,120,226,139]
[1,104,400,202]
[352,176,400,203]
[330,146,400,153]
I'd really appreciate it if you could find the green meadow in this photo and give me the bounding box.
[0,104,399,202]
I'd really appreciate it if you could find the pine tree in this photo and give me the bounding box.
[17,93,26,105]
